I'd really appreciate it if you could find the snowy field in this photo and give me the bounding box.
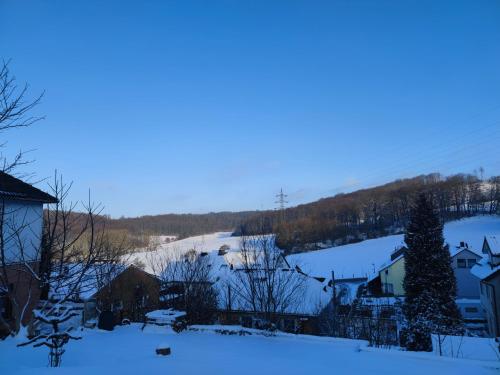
[1,324,498,375]
[289,215,500,278]
[431,334,499,362]
[132,231,241,272]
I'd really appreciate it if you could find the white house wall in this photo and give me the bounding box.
[1,199,43,264]
[451,249,482,299]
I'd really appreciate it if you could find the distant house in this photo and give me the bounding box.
[471,236,500,337]
[160,247,335,335]
[41,264,161,330]
[378,247,406,296]
[0,171,57,334]
[452,242,482,298]
[367,242,485,328]
[89,264,161,325]
[216,274,332,335]
[482,235,500,266]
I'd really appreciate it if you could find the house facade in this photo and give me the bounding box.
[452,244,482,298]
[0,172,57,335]
[471,236,500,337]
[368,243,485,327]
[379,253,405,297]
[82,265,161,326]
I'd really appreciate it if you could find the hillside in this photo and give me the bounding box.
[131,216,500,281]
[288,215,500,279]
[103,173,499,250]
[107,211,259,239]
[237,173,500,253]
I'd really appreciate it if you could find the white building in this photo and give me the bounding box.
[0,171,57,333]
[471,236,500,337]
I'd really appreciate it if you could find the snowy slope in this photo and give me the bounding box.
[288,215,500,279]
[132,232,241,272]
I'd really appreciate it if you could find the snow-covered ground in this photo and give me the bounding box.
[289,215,500,279]
[431,334,499,362]
[132,232,241,272]
[1,324,497,375]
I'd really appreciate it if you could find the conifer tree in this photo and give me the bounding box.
[402,193,463,352]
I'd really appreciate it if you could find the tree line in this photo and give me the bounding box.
[237,173,500,253]
[107,211,259,240]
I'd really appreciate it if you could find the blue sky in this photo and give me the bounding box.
[1,1,500,217]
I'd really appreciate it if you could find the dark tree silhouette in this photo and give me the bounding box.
[402,194,463,352]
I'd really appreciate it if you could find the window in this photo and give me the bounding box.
[464,307,478,313]
[466,259,476,268]
[457,259,466,268]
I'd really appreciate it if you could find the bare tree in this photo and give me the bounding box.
[13,174,114,367]
[0,60,45,335]
[17,227,129,368]
[226,234,306,328]
[0,60,44,173]
[147,246,218,325]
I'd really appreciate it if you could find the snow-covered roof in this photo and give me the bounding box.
[450,246,483,259]
[484,235,500,255]
[146,309,186,323]
[471,257,500,281]
[360,296,402,306]
[212,250,366,315]
[378,252,405,272]
[214,268,333,316]
[49,263,133,301]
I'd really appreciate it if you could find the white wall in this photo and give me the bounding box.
[452,249,482,299]
[1,199,43,264]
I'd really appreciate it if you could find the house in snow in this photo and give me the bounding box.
[0,171,58,335]
[471,235,500,337]
[158,246,335,335]
[41,263,161,331]
[86,264,161,325]
[377,246,406,296]
[367,242,485,329]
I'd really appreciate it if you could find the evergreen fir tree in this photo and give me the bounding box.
[402,193,463,352]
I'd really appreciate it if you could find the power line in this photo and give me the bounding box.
[275,188,288,222]
[275,188,288,211]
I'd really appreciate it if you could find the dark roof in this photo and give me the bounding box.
[0,171,58,204]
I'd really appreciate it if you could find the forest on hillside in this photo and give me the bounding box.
[236,173,500,253]
[107,211,258,240]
